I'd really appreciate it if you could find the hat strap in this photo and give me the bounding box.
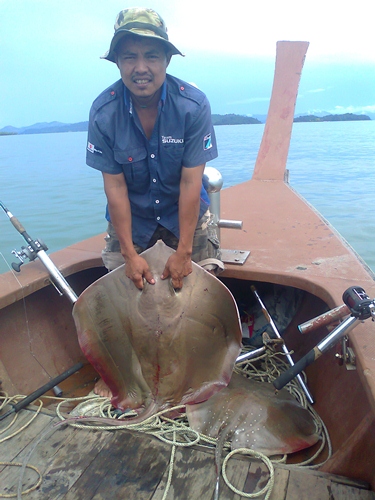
[121,22,169,41]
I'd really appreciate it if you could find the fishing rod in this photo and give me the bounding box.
[0,200,80,407]
[0,200,78,304]
[273,286,375,391]
[251,285,315,404]
[0,362,84,422]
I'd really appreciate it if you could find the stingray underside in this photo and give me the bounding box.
[72,240,242,411]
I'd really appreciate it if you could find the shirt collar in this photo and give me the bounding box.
[124,80,167,115]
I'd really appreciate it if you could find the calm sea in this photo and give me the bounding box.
[0,121,374,275]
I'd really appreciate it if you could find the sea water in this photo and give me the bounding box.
[0,120,374,275]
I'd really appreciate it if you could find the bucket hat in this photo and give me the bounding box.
[102,7,184,62]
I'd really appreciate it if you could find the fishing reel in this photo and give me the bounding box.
[342,286,375,321]
[273,285,375,393]
[11,238,48,272]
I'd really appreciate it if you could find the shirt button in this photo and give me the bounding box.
[152,178,157,183]
[155,199,160,204]
[150,153,155,159]
[156,216,161,221]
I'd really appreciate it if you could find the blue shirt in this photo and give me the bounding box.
[86,74,218,248]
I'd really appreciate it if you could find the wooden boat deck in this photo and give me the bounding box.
[2,406,375,500]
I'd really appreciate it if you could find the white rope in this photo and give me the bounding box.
[161,430,177,500]
[222,448,275,499]
[0,347,331,499]
[0,395,44,498]
[0,396,43,442]
[0,462,42,498]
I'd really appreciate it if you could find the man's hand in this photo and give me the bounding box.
[161,251,193,289]
[125,254,155,289]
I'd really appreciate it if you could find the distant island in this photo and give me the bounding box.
[294,113,371,123]
[0,114,261,136]
[211,114,261,125]
[0,121,89,136]
[0,112,371,136]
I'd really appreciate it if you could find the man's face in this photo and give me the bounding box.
[115,36,171,101]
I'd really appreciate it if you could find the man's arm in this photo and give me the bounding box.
[161,164,205,289]
[102,172,154,288]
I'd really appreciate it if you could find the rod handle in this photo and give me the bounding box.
[0,362,84,421]
[273,348,319,390]
[9,215,26,234]
[15,362,84,411]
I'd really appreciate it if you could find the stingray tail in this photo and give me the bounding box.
[62,401,160,427]
[214,425,232,500]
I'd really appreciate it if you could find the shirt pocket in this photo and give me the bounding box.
[162,143,185,164]
[114,147,149,193]
[160,143,185,186]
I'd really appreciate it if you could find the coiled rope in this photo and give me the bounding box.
[0,347,331,499]
[0,394,44,498]
[222,449,274,499]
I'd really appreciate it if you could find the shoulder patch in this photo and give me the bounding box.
[87,141,103,155]
[203,134,213,151]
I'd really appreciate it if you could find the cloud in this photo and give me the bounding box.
[166,0,375,62]
[297,105,375,117]
[331,104,375,114]
[306,88,326,94]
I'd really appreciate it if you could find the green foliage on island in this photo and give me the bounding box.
[294,113,371,123]
[1,115,263,136]
[2,112,371,136]
[211,114,261,125]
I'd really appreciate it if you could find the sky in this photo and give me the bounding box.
[1,0,375,128]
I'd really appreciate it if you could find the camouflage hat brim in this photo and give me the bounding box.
[102,29,184,62]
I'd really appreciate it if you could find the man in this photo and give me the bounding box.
[87,7,219,290]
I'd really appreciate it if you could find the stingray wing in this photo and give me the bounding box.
[186,372,320,456]
[73,240,242,411]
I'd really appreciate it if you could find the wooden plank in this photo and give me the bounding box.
[152,445,217,499]
[0,414,82,497]
[64,431,171,500]
[223,455,251,500]
[286,469,332,500]
[269,468,290,500]
[236,460,277,500]
[0,411,53,464]
[221,456,282,500]
[26,425,117,499]
[329,482,375,499]
[2,409,374,500]
[276,462,372,490]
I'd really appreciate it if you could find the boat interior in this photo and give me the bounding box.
[1,41,375,499]
[1,226,375,499]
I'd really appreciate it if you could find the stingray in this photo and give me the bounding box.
[186,372,319,454]
[72,240,243,417]
[72,240,320,499]
[186,372,320,498]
